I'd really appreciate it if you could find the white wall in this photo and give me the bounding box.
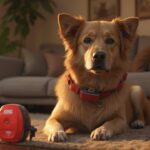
[25,0,150,50]
[26,0,87,50]
[121,0,150,36]
[48,0,87,44]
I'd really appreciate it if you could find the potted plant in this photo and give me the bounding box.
[0,0,56,55]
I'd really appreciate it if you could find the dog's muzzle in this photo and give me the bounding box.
[92,51,106,71]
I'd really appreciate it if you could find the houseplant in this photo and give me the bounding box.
[0,0,56,55]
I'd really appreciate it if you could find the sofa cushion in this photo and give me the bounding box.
[22,49,47,76]
[0,77,56,98]
[138,36,150,52]
[45,53,65,77]
[39,44,65,54]
[128,72,150,97]
[47,77,57,97]
[131,47,150,72]
[0,56,24,80]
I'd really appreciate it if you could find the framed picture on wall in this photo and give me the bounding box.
[88,0,120,21]
[136,0,150,19]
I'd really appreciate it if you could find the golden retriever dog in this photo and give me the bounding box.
[132,47,150,72]
[44,13,150,142]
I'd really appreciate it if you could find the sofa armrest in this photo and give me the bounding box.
[0,56,24,80]
[128,72,150,98]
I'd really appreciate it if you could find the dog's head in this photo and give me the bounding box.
[58,13,139,74]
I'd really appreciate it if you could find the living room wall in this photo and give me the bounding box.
[26,0,87,51]
[27,0,150,51]
[1,0,150,51]
[121,0,150,36]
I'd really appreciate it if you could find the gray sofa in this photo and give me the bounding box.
[0,44,65,105]
[128,72,150,98]
[0,56,57,105]
[127,35,150,98]
[0,36,150,106]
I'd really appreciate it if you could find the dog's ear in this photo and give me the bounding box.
[115,17,139,39]
[58,13,84,51]
[114,17,139,59]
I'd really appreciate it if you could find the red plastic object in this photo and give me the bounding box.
[0,104,36,143]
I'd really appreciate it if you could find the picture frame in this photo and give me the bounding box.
[88,0,120,21]
[136,0,150,19]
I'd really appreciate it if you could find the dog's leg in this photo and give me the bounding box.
[44,118,67,142]
[90,109,126,140]
[130,85,145,129]
[43,103,68,142]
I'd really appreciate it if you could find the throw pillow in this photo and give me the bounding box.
[45,53,65,77]
[22,49,47,76]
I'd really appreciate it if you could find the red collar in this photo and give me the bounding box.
[66,73,127,102]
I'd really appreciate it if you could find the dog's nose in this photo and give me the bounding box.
[93,51,106,61]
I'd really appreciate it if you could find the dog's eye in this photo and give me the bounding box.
[83,37,93,44]
[105,37,115,45]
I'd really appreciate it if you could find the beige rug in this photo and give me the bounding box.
[2,113,150,150]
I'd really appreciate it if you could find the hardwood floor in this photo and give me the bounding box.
[0,144,49,150]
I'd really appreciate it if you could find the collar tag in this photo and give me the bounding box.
[80,88,100,101]
[87,88,97,93]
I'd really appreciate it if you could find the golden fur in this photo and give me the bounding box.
[44,13,150,142]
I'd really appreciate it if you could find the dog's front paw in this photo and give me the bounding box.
[90,126,113,140]
[48,130,67,142]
